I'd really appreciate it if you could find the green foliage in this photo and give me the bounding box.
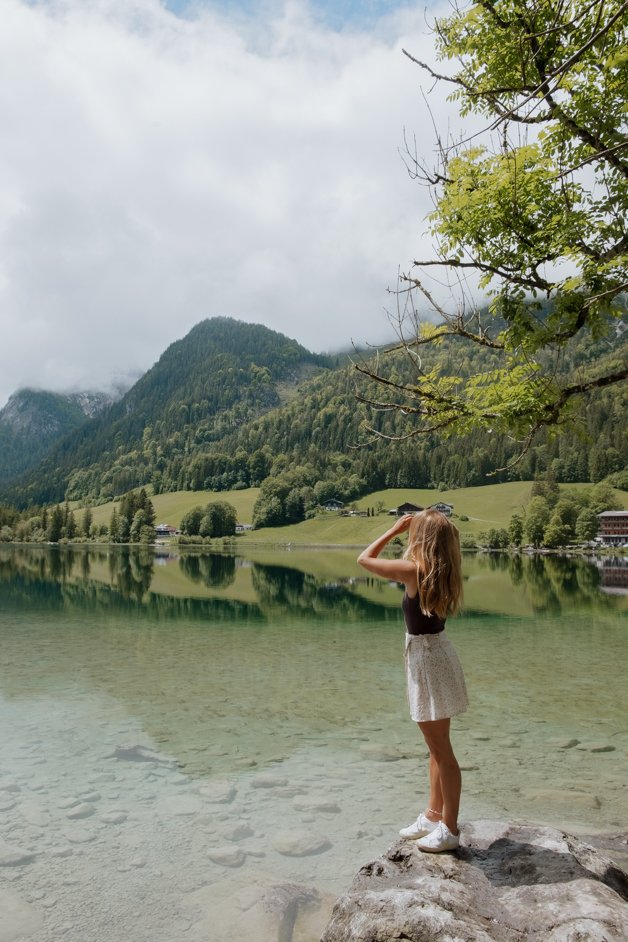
[481,527,510,549]
[109,488,156,544]
[524,496,550,547]
[199,501,237,538]
[181,500,237,538]
[516,480,623,548]
[361,0,627,445]
[508,513,524,547]
[180,506,205,536]
[46,505,64,543]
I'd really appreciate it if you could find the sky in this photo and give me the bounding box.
[0,0,456,407]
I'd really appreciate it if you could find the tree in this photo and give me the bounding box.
[109,507,120,543]
[524,495,550,547]
[357,0,627,464]
[509,512,524,547]
[199,501,237,538]
[46,505,64,543]
[180,506,205,536]
[65,509,77,540]
[129,510,146,544]
[574,506,599,542]
[82,507,93,538]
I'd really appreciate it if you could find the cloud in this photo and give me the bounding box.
[0,0,454,406]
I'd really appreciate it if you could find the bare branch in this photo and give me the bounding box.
[409,258,555,293]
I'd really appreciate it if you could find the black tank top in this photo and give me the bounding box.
[402,591,445,635]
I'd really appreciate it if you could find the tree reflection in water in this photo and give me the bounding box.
[179,553,236,589]
[0,546,623,622]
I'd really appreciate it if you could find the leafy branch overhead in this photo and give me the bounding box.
[358,0,628,459]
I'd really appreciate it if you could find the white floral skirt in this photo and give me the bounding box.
[404,631,469,722]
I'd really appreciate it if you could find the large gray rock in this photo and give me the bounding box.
[321,821,628,942]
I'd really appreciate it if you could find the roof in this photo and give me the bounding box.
[597,510,628,517]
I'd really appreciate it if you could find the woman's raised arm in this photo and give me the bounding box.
[357,514,416,584]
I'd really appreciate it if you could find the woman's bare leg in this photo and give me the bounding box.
[418,718,461,834]
[425,755,443,822]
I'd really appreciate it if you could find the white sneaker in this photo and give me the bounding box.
[399,813,439,840]
[416,821,460,853]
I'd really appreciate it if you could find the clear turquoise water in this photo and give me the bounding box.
[0,546,626,941]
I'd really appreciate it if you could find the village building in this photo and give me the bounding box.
[429,502,454,516]
[390,502,424,515]
[323,499,345,511]
[596,510,628,545]
[154,523,178,536]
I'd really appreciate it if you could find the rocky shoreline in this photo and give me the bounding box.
[320,820,628,942]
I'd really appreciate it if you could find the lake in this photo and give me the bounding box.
[0,545,626,942]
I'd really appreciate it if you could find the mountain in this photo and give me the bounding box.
[1,317,331,507]
[2,315,626,510]
[0,388,114,485]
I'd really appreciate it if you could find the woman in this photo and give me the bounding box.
[357,510,468,853]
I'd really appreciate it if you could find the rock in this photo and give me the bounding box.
[0,840,35,867]
[520,787,601,811]
[18,801,50,827]
[293,797,342,813]
[99,810,128,824]
[197,781,236,804]
[321,820,628,942]
[207,846,246,868]
[66,802,95,819]
[223,824,254,841]
[183,880,333,942]
[358,744,409,762]
[63,828,96,844]
[250,773,288,788]
[107,744,174,765]
[157,795,204,816]
[273,830,332,857]
[259,883,325,942]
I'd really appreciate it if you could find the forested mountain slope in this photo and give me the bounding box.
[2,316,626,509]
[0,389,113,484]
[1,318,331,507]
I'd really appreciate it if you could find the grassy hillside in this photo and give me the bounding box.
[88,488,261,530]
[85,481,626,546]
[242,482,626,544]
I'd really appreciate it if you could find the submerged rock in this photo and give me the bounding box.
[273,830,332,857]
[321,820,628,942]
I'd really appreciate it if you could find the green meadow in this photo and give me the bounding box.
[86,481,626,547]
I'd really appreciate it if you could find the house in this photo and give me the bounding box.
[597,510,628,545]
[430,502,454,516]
[323,499,345,511]
[390,502,424,515]
[154,523,179,536]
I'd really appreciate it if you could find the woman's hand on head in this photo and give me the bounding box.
[388,514,414,535]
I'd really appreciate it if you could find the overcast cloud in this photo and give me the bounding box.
[0,0,454,407]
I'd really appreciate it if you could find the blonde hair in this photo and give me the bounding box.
[403,509,463,619]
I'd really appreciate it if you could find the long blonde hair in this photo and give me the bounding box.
[403,509,463,619]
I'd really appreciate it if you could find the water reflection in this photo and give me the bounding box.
[0,546,625,619]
